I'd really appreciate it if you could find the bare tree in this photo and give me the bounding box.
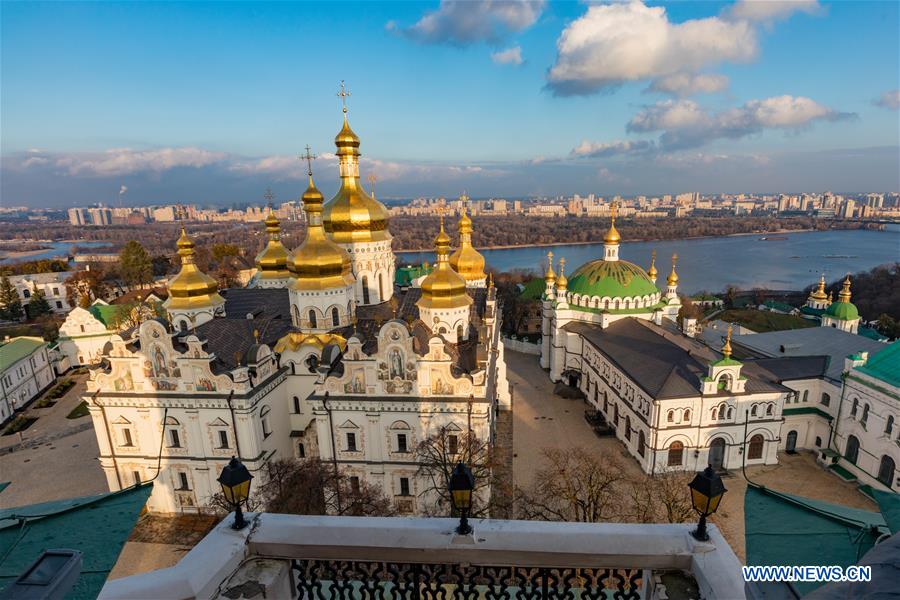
[624,472,694,524]
[415,427,494,517]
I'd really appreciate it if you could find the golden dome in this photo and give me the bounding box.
[166,228,225,309]
[418,216,472,310]
[322,113,391,244]
[556,257,568,290]
[667,253,679,286]
[254,209,292,279]
[544,251,556,283]
[291,175,355,291]
[809,275,828,301]
[647,250,658,279]
[449,207,487,283]
[838,275,852,303]
[604,202,621,244]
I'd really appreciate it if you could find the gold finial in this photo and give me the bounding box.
[611,200,618,223]
[667,253,679,285]
[556,257,567,290]
[253,329,260,342]
[648,249,657,278]
[337,80,350,114]
[545,250,556,282]
[367,173,377,198]
[722,324,733,358]
[559,257,565,277]
[839,275,852,302]
[488,272,494,289]
[603,201,621,243]
[300,145,317,177]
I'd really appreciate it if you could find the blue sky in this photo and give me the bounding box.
[2,1,898,207]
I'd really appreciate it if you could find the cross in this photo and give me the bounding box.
[672,253,678,265]
[367,173,377,197]
[300,145,317,177]
[437,205,445,228]
[611,200,618,220]
[337,80,351,114]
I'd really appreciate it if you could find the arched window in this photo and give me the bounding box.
[727,407,734,420]
[667,410,674,423]
[331,307,340,327]
[750,405,758,417]
[638,431,646,457]
[308,309,317,329]
[821,393,831,407]
[886,416,895,436]
[362,276,370,304]
[625,416,632,441]
[718,374,731,391]
[683,409,691,421]
[748,434,764,460]
[851,398,859,417]
[802,390,809,403]
[22,289,31,298]
[845,435,860,464]
[293,396,301,414]
[766,404,774,416]
[668,441,684,467]
[861,404,870,425]
[377,273,384,303]
[614,300,620,309]
[179,320,188,332]
[878,455,896,488]
[457,325,464,340]
[604,300,609,309]
[260,406,272,438]
[711,407,718,420]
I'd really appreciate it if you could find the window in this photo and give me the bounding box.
[638,431,646,457]
[332,307,340,327]
[79,324,85,333]
[397,433,408,453]
[711,408,718,420]
[851,399,859,417]
[177,472,190,491]
[624,416,632,441]
[845,435,860,464]
[748,434,764,460]
[802,390,809,403]
[293,396,301,414]
[821,393,831,407]
[362,276,370,304]
[887,416,895,436]
[168,429,181,448]
[750,405,758,417]
[298,442,305,458]
[667,410,674,423]
[132,470,142,485]
[877,455,896,488]
[346,432,357,452]
[55,301,62,309]
[456,325,464,340]
[667,442,684,467]
[862,404,870,426]
[52,287,59,296]
[815,436,822,447]
[399,477,410,496]
[683,409,691,421]
[378,273,384,303]
[218,430,229,449]
[350,476,360,495]
[22,289,30,298]
[260,406,271,438]
[308,310,317,329]
[122,428,133,447]
[448,434,458,455]
[766,404,774,416]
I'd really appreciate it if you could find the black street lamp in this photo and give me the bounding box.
[688,466,727,541]
[448,461,475,535]
[218,456,253,530]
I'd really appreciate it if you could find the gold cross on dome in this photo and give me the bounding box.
[337,80,351,114]
[300,145,317,177]
[367,173,377,196]
[672,253,678,265]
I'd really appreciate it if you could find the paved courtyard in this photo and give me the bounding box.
[505,350,877,561]
[0,373,108,509]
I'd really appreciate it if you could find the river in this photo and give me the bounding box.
[398,227,900,294]
[0,241,111,265]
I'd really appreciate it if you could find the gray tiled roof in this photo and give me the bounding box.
[731,328,886,383]
[221,288,291,320]
[566,318,785,399]
[196,316,293,371]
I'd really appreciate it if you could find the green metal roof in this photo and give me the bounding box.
[800,305,825,317]
[744,483,888,595]
[824,300,859,321]
[0,337,46,368]
[763,300,796,313]
[88,303,119,328]
[858,326,887,341]
[782,406,834,421]
[872,489,900,534]
[566,259,659,300]
[856,341,900,388]
[0,484,152,599]
[395,264,433,287]
[519,278,546,300]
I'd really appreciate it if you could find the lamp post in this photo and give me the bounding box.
[448,461,475,535]
[688,466,726,541]
[218,456,253,530]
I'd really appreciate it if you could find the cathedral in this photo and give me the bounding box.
[85,100,510,514]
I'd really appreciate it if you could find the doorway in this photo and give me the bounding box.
[709,438,726,471]
[785,430,798,454]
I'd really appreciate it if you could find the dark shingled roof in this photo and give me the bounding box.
[221,288,291,320]
[195,316,293,371]
[742,356,830,383]
[566,318,785,399]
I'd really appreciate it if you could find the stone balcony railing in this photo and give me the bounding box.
[100,514,746,599]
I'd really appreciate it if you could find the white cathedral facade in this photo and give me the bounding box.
[85,105,510,515]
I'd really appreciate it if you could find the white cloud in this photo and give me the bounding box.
[628,95,853,149]
[874,89,900,110]
[546,1,756,95]
[646,73,729,97]
[53,147,227,176]
[729,0,821,23]
[402,0,544,46]
[491,46,523,66]
[571,139,656,157]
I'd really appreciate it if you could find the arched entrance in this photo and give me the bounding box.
[877,455,895,488]
[709,438,726,471]
[785,430,798,454]
[845,435,860,464]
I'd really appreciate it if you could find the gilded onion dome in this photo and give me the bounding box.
[254,209,292,279]
[556,258,568,290]
[418,215,473,309]
[809,275,828,301]
[824,276,859,321]
[291,174,355,291]
[449,207,487,282]
[667,254,679,285]
[544,251,556,283]
[604,202,621,243]
[322,108,391,244]
[166,228,225,309]
[647,250,658,280]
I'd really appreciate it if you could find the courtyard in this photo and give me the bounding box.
[505,349,878,561]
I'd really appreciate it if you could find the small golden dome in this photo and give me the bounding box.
[323,113,391,244]
[556,257,568,290]
[418,216,472,310]
[449,207,487,283]
[667,253,679,286]
[544,251,556,283]
[604,202,621,244]
[838,275,852,303]
[809,275,828,301]
[647,250,658,279]
[291,176,355,291]
[255,209,292,279]
[166,227,224,309]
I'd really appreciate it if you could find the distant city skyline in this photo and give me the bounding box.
[2,1,898,207]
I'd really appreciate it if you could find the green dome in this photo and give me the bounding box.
[825,300,859,321]
[566,259,659,300]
